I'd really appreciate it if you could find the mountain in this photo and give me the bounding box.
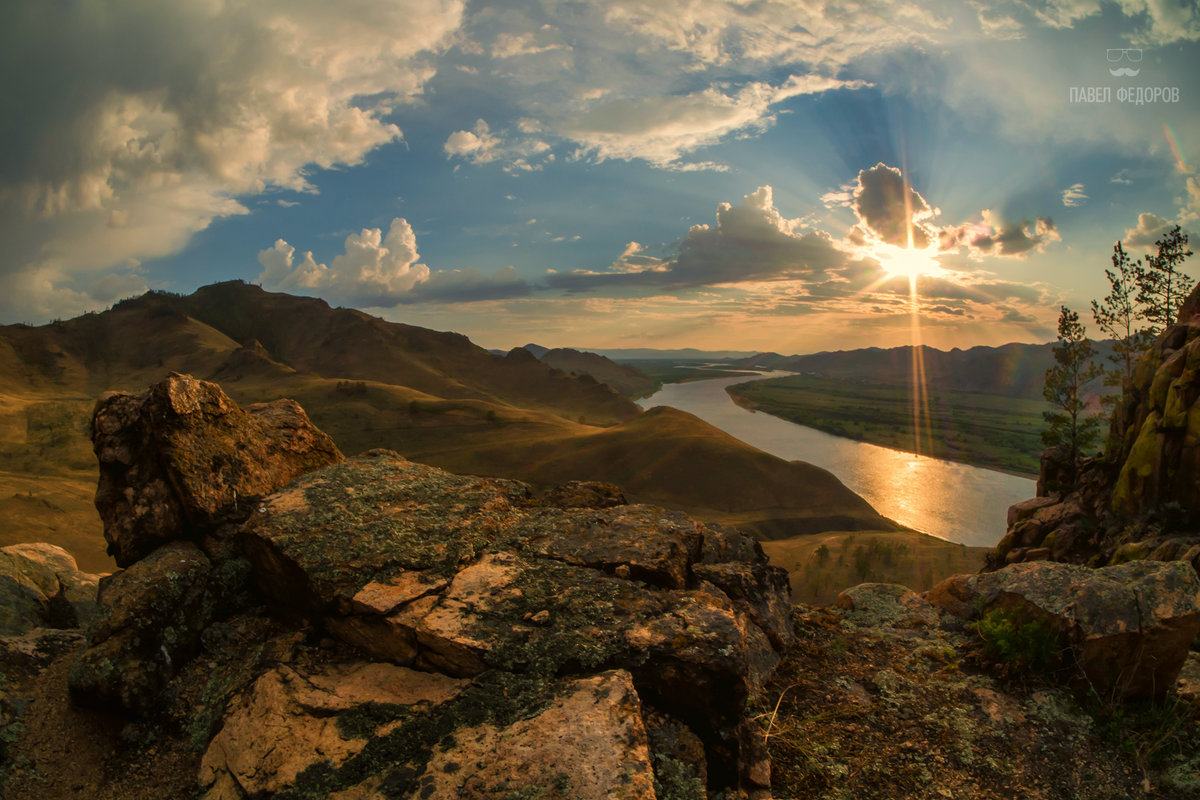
[731,342,1087,399]
[0,282,896,570]
[536,347,658,397]
[596,347,756,360]
[519,342,551,358]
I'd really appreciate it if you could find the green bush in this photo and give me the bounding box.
[975,608,1061,672]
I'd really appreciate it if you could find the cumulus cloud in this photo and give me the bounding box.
[852,163,936,248]
[1122,212,1177,249]
[547,185,858,292]
[444,119,502,164]
[257,217,528,306]
[940,210,1061,256]
[0,0,465,319]
[443,119,553,172]
[1061,183,1087,207]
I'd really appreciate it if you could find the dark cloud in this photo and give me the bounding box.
[1000,307,1037,324]
[853,162,935,248]
[399,266,531,304]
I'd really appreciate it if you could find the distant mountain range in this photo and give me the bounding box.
[494,345,758,361]
[0,282,895,570]
[730,341,1117,400]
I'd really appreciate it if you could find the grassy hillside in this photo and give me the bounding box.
[762,530,988,605]
[728,374,1045,475]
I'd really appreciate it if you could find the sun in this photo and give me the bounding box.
[877,244,941,279]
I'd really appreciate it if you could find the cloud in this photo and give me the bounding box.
[492,28,570,59]
[1122,212,1175,249]
[547,185,859,292]
[444,119,503,164]
[852,163,936,248]
[939,210,1061,256]
[0,0,466,319]
[257,217,528,306]
[1061,183,1087,207]
[557,77,867,169]
[443,118,553,173]
[545,164,1060,327]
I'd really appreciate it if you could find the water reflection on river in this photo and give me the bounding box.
[638,373,1035,547]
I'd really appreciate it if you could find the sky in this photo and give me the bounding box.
[2,0,1198,354]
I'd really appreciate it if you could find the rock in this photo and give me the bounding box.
[926,560,1200,699]
[68,542,246,714]
[93,373,342,566]
[200,663,656,800]
[536,480,627,509]
[836,583,939,628]
[1007,496,1058,528]
[522,505,703,589]
[415,670,657,800]
[1177,651,1200,704]
[240,449,793,790]
[0,543,101,634]
[199,661,469,799]
[0,545,99,637]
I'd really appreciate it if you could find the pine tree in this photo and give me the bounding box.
[1042,306,1103,488]
[1091,240,1152,399]
[1135,225,1194,335]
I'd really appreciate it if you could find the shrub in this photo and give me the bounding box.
[974,608,1061,673]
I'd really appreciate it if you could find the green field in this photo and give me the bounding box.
[727,374,1045,475]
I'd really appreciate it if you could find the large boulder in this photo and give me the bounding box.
[0,543,100,635]
[240,449,792,793]
[92,373,343,566]
[926,560,1200,698]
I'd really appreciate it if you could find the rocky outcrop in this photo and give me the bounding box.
[92,373,342,566]
[926,560,1200,698]
[993,282,1200,569]
[238,450,791,794]
[64,375,792,798]
[0,543,100,635]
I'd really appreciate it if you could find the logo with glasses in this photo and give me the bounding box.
[1108,48,1141,77]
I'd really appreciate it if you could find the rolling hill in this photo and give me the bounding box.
[535,346,658,397]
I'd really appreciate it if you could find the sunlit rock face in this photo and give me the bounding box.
[68,375,794,799]
[992,282,1200,572]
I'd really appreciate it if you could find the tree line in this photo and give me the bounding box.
[1042,224,1194,487]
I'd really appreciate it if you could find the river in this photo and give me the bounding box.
[638,373,1036,547]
